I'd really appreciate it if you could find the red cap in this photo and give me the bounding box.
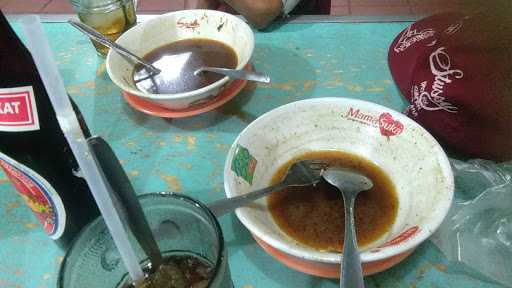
[388,12,512,161]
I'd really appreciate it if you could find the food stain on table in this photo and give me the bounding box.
[14,269,23,276]
[66,81,96,96]
[72,79,114,97]
[323,74,344,89]
[6,202,20,212]
[259,81,297,91]
[367,87,385,92]
[179,163,193,170]
[190,121,206,129]
[0,279,22,287]
[383,93,393,105]
[303,80,318,91]
[208,168,222,180]
[160,175,182,192]
[213,185,222,193]
[414,264,430,282]
[187,136,197,150]
[96,62,107,76]
[215,143,229,152]
[128,170,140,177]
[24,223,37,229]
[174,135,183,142]
[343,82,364,92]
[434,263,448,273]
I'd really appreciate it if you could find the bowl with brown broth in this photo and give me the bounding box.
[106,10,254,110]
[224,98,454,278]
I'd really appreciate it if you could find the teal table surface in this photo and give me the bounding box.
[0,19,505,288]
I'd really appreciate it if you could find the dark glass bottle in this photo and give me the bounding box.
[0,10,100,249]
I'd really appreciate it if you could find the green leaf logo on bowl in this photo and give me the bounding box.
[231,144,257,185]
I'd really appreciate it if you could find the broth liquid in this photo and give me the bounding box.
[122,253,213,288]
[268,151,399,252]
[133,38,238,94]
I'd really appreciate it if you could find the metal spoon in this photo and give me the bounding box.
[194,67,271,83]
[207,160,326,217]
[322,168,373,288]
[68,19,161,75]
[88,136,163,272]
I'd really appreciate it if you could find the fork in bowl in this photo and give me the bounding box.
[208,159,327,217]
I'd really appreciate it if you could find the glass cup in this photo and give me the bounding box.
[58,192,233,288]
[69,0,137,56]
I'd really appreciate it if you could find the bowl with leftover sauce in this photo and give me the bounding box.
[106,9,254,110]
[224,97,454,278]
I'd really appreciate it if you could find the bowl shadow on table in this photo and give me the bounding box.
[204,44,318,125]
[87,62,176,138]
[364,241,504,288]
[117,77,257,132]
[225,214,502,287]
[173,80,259,130]
[246,44,318,104]
[119,44,317,132]
[225,211,329,287]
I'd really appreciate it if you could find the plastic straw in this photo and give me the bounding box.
[20,15,145,283]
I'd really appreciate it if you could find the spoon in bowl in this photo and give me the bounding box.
[194,67,271,83]
[322,168,373,288]
[208,159,326,217]
[69,19,271,84]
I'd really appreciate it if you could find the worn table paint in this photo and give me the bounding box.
[0,20,504,288]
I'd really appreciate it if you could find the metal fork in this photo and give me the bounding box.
[207,159,327,217]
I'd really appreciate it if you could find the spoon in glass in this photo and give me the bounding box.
[88,136,163,272]
[68,19,161,75]
[322,167,373,288]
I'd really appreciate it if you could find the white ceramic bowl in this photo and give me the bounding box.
[224,97,454,278]
[106,9,254,110]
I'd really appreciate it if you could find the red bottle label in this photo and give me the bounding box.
[0,153,66,239]
[0,86,40,132]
